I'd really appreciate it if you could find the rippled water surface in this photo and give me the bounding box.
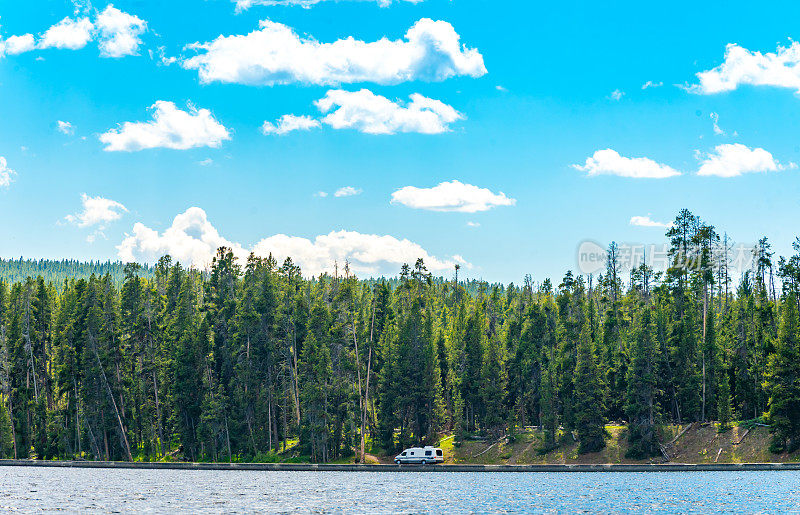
[1,467,799,513]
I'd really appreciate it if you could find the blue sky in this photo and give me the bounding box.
[1,0,800,283]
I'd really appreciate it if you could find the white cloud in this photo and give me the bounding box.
[630,215,672,228]
[609,89,625,100]
[268,89,463,135]
[117,207,467,276]
[710,112,724,135]
[252,231,465,276]
[0,157,15,188]
[696,143,795,177]
[96,5,147,58]
[0,34,35,56]
[334,186,362,197]
[118,207,247,267]
[262,114,320,135]
[314,191,328,198]
[466,221,480,228]
[71,0,93,15]
[57,120,74,135]
[495,85,507,92]
[315,89,463,134]
[38,17,94,50]
[19,6,146,58]
[391,180,516,212]
[65,193,127,229]
[573,149,681,179]
[235,0,422,9]
[182,18,486,86]
[690,41,800,95]
[641,80,662,89]
[154,46,177,66]
[100,101,231,151]
[198,158,214,166]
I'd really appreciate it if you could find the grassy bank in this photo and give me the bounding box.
[428,423,800,465]
[10,423,800,466]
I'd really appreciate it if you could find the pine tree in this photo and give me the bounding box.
[574,324,606,453]
[299,332,331,462]
[461,304,485,432]
[0,398,12,458]
[765,295,800,452]
[481,333,507,436]
[625,308,659,458]
[539,359,558,452]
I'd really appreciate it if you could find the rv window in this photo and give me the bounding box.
[401,452,407,456]
[436,450,443,456]
[410,452,414,455]
[425,451,432,456]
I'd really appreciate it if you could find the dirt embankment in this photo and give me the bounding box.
[437,424,800,465]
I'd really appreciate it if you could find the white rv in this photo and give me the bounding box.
[394,446,444,465]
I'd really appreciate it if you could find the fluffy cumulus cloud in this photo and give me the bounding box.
[629,215,672,228]
[118,207,468,276]
[38,16,94,50]
[235,0,422,10]
[66,194,128,241]
[696,143,796,177]
[251,231,466,276]
[118,208,246,267]
[315,89,463,134]
[66,193,128,227]
[96,5,147,57]
[4,5,146,58]
[0,157,15,188]
[391,180,516,212]
[690,42,800,94]
[0,34,36,56]
[573,149,681,179]
[100,101,231,151]
[334,186,362,197]
[261,114,320,135]
[182,18,486,86]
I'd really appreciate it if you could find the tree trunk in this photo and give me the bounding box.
[701,281,708,423]
[7,394,17,459]
[361,345,373,462]
[352,322,365,462]
[90,332,133,461]
[153,370,165,457]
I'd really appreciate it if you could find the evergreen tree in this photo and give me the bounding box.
[765,295,800,452]
[574,324,606,453]
[481,333,507,436]
[0,398,12,458]
[299,332,331,462]
[625,308,659,458]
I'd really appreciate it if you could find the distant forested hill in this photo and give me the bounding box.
[0,257,496,295]
[0,258,153,287]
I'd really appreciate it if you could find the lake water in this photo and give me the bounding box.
[1,467,799,513]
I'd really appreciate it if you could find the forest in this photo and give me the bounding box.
[0,208,799,463]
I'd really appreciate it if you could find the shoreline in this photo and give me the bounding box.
[1,460,799,472]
